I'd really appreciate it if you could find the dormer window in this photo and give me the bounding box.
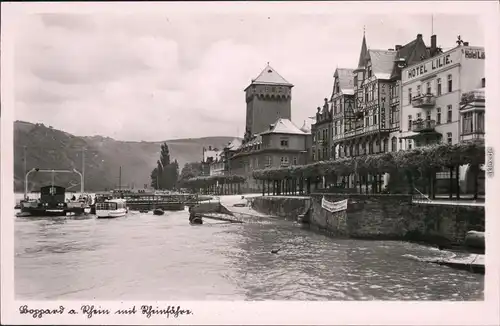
[368,65,372,78]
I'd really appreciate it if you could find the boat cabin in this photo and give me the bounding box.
[40,185,66,206]
[96,199,127,211]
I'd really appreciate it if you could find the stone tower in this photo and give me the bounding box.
[244,64,293,139]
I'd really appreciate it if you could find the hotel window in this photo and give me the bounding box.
[391,137,397,152]
[463,112,473,134]
[408,140,412,150]
[437,78,442,96]
[312,152,316,161]
[280,139,289,147]
[265,156,272,167]
[436,108,442,124]
[447,74,453,93]
[365,115,370,127]
[447,132,453,145]
[354,75,358,86]
[417,112,421,120]
[408,115,412,131]
[372,84,376,100]
[373,112,378,125]
[447,105,452,123]
[426,82,431,94]
[368,66,372,78]
[408,88,412,104]
[477,112,485,133]
[426,112,431,121]
[365,89,369,102]
[293,157,298,165]
[416,85,421,96]
[383,138,388,153]
[280,156,289,167]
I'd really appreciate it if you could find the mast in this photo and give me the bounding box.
[119,166,122,190]
[23,146,27,199]
[82,148,85,193]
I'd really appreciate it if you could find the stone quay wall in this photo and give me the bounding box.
[251,196,312,221]
[251,194,485,246]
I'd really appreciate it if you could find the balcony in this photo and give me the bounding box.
[411,94,436,109]
[411,119,436,133]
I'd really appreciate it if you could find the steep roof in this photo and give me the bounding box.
[260,118,306,135]
[357,34,369,69]
[334,68,355,95]
[368,49,398,80]
[390,35,429,80]
[249,64,293,87]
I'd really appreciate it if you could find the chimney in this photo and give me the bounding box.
[417,34,423,39]
[208,145,212,151]
[482,78,485,88]
[431,35,437,55]
[463,42,469,46]
[395,45,402,51]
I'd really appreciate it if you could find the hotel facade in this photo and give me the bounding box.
[396,44,485,149]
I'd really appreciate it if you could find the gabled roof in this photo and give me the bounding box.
[260,118,307,135]
[357,34,369,69]
[390,35,429,80]
[249,64,293,87]
[334,68,355,95]
[368,49,398,80]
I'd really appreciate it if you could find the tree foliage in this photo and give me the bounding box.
[150,143,179,190]
[252,142,485,180]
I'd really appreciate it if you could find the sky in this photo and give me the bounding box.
[13,11,484,141]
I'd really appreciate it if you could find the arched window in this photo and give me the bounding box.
[391,137,397,152]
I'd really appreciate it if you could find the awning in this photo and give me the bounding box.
[399,131,442,140]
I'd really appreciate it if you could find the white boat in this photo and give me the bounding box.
[95,198,128,218]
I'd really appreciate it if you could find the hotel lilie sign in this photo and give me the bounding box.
[403,47,485,82]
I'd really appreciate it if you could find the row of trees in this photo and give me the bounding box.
[150,143,179,190]
[251,141,485,198]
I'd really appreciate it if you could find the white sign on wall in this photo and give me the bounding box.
[321,197,348,213]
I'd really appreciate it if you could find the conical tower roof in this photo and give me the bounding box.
[248,63,293,87]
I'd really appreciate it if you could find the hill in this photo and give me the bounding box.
[14,120,238,192]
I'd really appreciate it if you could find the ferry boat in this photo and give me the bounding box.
[95,198,128,218]
[19,185,91,217]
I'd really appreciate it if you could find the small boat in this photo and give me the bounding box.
[189,212,203,225]
[153,208,164,216]
[139,209,149,213]
[96,198,128,218]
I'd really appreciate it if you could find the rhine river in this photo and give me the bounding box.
[14,196,483,301]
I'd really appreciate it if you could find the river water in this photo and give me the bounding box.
[14,197,483,301]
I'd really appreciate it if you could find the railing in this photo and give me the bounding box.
[411,119,436,132]
[412,187,432,203]
[412,93,436,108]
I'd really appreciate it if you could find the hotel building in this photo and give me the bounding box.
[396,43,485,148]
[317,32,436,160]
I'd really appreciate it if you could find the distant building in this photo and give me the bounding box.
[398,43,485,149]
[201,146,221,176]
